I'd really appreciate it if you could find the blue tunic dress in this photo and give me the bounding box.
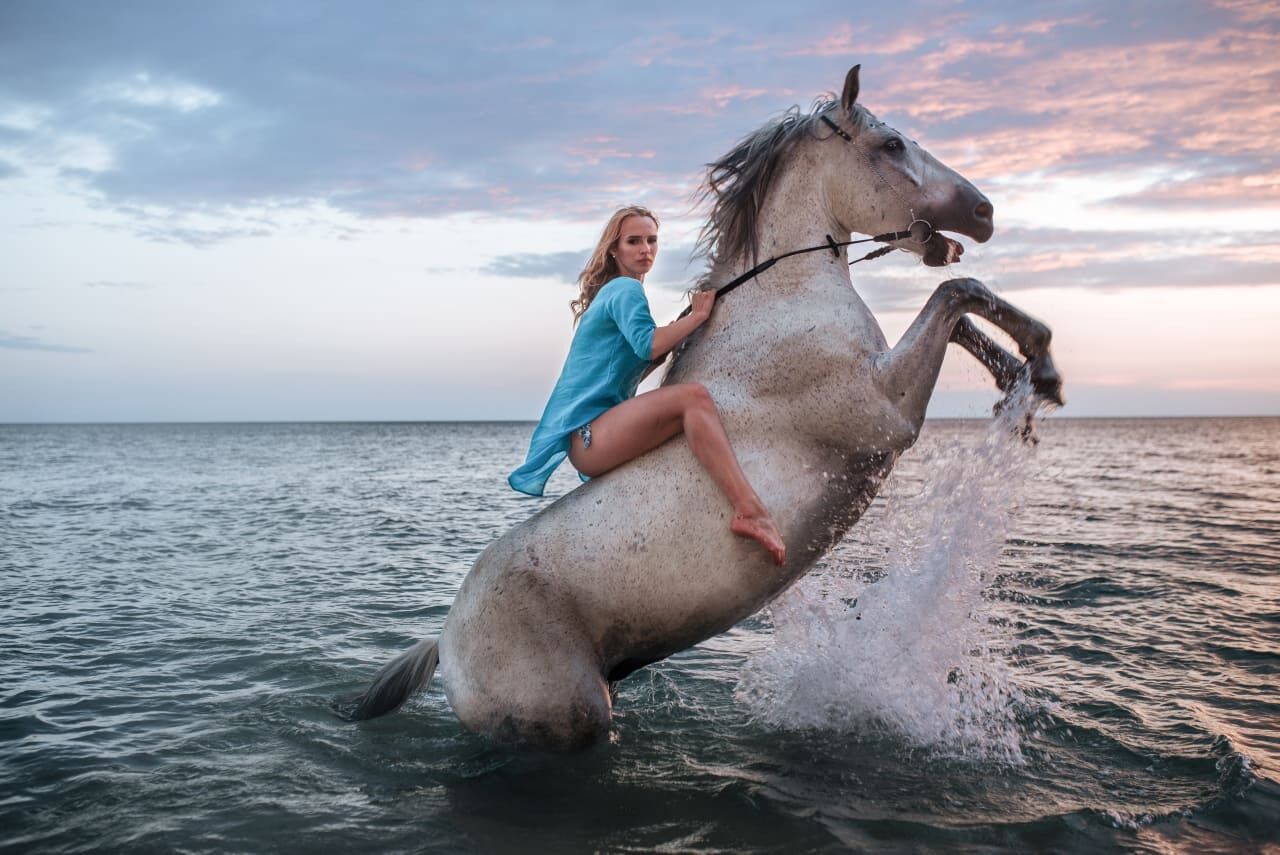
[509,276,657,496]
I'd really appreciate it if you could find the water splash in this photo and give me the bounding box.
[737,386,1051,762]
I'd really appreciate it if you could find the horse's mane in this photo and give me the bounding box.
[694,96,868,284]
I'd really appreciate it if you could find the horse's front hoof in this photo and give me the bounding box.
[1029,354,1064,407]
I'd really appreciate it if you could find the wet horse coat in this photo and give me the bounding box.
[342,66,1062,750]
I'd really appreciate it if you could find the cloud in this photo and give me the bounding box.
[781,21,934,58]
[1107,168,1280,209]
[0,159,21,179]
[976,225,1280,292]
[0,0,1275,240]
[991,15,1100,36]
[482,242,701,291]
[0,330,91,353]
[126,222,273,247]
[1214,0,1280,23]
[845,223,1280,311]
[483,250,585,281]
[86,201,278,246]
[90,72,222,112]
[995,254,1280,292]
[1,3,753,220]
[879,22,1280,195]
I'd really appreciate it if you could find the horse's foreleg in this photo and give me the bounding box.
[939,277,1052,359]
[950,317,1023,395]
[940,280,1064,407]
[874,278,1062,425]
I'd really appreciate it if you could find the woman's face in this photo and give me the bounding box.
[613,215,658,281]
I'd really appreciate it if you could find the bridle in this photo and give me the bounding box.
[680,111,936,316]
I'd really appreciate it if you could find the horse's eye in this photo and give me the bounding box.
[883,137,904,153]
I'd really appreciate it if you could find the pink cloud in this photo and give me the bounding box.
[991,14,1099,36]
[936,125,1150,180]
[867,25,1280,191]
[910,34,1033,77]
[785,22,862,57]
[700,85,777,109]
[969,227,1280,287]
[1214,0,1280,23]
[1112,169,1280,209]
[630,30,729,67]
[564,147,636,167]
[992,237,1182,275]
[997,251,1092,274]
[563,136,661,168]
[1212,241,1280,262]
[637,84,795,118]
[486,185,518,205]
[784,21,930,57]
[1164,376,1280,391]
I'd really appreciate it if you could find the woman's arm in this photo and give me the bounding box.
[649,290,715,359]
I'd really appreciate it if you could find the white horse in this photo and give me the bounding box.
[341,65,1062,751]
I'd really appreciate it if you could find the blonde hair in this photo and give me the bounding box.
[571,205,659,322]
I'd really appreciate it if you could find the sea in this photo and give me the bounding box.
[1,417,1277,853]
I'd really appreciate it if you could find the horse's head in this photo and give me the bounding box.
[823,65,993,267]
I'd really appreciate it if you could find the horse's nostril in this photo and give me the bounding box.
[975,200,994,221]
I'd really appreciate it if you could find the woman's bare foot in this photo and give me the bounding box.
[731,512,786,566]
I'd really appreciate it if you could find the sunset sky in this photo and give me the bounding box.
[2,0,1277,421]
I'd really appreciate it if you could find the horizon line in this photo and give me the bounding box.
[3,413,1279,427]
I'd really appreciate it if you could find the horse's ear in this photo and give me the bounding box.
[841,64,861,113]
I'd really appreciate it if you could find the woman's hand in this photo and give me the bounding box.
[690,289,716,323]
[649,289,719,360]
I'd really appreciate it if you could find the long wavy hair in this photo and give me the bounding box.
[571,205,660,322]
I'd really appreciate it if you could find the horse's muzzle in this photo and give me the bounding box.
[919,185,994,266]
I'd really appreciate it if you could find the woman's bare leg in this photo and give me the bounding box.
[568,383,786,565]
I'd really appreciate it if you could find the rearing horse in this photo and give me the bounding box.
[341,64,1063,750]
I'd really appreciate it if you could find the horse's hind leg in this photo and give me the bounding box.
[484,657,612,752]
[442,618,613,752]
[874,277,1062,425]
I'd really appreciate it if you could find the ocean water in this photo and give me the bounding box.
[2,417,1277,853]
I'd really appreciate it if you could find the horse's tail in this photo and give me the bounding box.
[336,636,440,721]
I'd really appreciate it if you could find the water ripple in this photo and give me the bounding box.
[2,419,1277,852]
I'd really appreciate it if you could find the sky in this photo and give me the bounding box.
[1,0,1278,422]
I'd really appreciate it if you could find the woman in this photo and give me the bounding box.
[508,206,786,566]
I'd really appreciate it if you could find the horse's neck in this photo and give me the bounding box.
[691,162,892,373]
[755,167,842,263]
[710,162,873,318]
